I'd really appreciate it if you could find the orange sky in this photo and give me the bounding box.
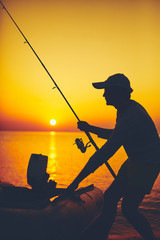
[0,0,160,132]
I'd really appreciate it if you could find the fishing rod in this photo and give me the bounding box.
[0,1,116,179]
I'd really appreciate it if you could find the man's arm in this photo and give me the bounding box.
[78,121,113,139]
[67,118,132,192]
[66,144,116,192]
[66,152,102,192]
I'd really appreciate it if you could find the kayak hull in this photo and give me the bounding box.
[0,184,104,240]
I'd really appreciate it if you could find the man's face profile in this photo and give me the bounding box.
[103,87,118,106]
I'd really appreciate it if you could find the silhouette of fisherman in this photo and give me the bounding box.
[67,74,160,240]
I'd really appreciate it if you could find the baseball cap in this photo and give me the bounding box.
[92,73,133,93]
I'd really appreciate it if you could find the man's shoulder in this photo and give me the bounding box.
[129,100,149,116]
[130,99,144,109]
[116,100,149,126]
[126,100,155,129]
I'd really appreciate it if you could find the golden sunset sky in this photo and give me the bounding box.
[0,0,160,131]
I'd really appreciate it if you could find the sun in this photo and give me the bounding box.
[50,119,57,126]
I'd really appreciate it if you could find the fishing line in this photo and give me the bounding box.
[0,1,116,179]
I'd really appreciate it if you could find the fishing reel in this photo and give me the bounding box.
[73,138,91,153]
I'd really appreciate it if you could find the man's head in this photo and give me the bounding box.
[92,74,133,109]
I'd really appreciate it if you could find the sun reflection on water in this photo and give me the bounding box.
[47,132,57,181]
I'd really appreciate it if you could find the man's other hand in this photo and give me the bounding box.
[66,180,79,193]
[77,121,90,132]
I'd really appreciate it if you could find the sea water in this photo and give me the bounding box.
[0,131,160,239]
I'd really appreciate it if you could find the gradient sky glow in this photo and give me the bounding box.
[0,0,160,131]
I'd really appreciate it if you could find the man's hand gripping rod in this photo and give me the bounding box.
[0,1,116,179]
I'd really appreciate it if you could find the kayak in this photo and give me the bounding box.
[0,182,104,240]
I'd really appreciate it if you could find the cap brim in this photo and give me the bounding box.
[93,82,133,93]
[92,82,106,89]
